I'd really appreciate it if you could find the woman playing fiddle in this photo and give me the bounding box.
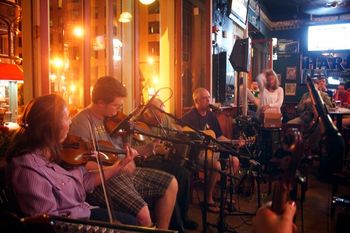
[6,94,137,223]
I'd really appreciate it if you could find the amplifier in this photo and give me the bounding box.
[22,214,178,233]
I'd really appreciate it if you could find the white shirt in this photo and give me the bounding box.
[259,87,284,111]
[257,73,284,117]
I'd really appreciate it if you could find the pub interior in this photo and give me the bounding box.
[0,0,350,233]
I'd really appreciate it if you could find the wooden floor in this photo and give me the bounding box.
[184,161,350,233]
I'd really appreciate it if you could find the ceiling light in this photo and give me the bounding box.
[118,12,132,23]
[73,26,84,37]
[139,0,156,5]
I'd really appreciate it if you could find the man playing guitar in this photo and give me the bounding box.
[181,88,241,213]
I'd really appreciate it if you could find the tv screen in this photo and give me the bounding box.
[308,23,350,51]
[228,0,250,29]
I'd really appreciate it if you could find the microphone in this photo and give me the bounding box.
[208,104,222,112]
[137,89,161,117]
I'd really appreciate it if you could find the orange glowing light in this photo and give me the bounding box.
[147,57,154,65]
[152,75,159,85]
[70,84,76,93]
[139,0,156,5]
[73,26,84,37]
[52,58,63,68]
[118,12,132,23]
[50,74,57,81]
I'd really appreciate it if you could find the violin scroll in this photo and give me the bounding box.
[104,111,130,137]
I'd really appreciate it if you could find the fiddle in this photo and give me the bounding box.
[104,111,154,141]
[104,111,130,137]
[60,134,126,166]
[271,128,303,215]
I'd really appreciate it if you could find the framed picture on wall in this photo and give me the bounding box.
[285,83,296,96]
[286,66,297,80]
[277,39,299,54]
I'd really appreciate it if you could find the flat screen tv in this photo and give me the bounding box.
[228,0,250,29]
[308,23,350,51]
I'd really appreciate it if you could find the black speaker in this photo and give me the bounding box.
[212,51,227,103]
[229,37,251,72]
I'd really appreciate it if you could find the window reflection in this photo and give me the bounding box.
[137,0,160,102]
[49,0,133,113]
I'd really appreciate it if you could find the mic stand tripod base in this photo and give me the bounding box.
[208,157,241,233]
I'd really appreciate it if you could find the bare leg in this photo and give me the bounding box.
[154,177,178,229]
[207,160,221,203]
[230,155,240,174]
[137,205,153,227]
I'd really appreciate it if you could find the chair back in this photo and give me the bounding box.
[0,165,22,217]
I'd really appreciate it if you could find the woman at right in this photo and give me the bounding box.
[257,69,284,119]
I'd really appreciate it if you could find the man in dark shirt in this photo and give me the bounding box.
[181,87,240,212]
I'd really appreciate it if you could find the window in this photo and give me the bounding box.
[94,7,99,19]
[72,9,80,21]
[148,0,160,14]
[113,4,117,17]
[148,22,159,34]
[72,46,79,60]
[148,42,159,56]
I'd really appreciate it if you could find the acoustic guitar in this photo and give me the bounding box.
[182,126,248,150]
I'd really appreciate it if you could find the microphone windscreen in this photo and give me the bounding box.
[208,104,222,112]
